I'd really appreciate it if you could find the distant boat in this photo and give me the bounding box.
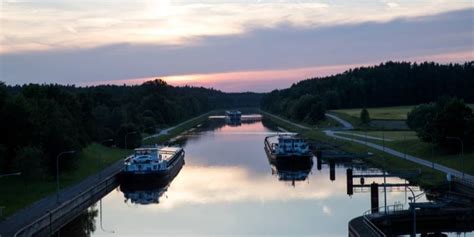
[264,134,313,168]
[119,145,185,187]
[225,110,242,123]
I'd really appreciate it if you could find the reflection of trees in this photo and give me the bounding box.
[261,118,280,131]
[56,205,98,237]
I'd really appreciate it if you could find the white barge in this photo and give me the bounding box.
[119,146,185,187]
[264,134,313,168]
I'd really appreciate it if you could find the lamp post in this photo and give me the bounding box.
[423,132,436,169]
[124,131,138,149]
[56,150,76,203]
[100,199,115,233]
[447,136,464,179]
[406,186,417,237]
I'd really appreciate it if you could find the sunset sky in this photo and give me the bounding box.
[1,1,473,92]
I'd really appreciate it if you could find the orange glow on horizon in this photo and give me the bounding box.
[83,50,473,92]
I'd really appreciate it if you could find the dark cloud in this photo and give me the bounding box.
[1,8,472,87]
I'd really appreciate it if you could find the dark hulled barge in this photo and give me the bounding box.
[264,134,313,169]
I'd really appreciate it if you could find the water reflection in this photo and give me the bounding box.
[54,206,98,237]
[122,187,168,205]
[270,165,312,187]
[59,116,472,236]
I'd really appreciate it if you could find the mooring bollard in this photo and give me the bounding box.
[346,169,353,196]
[371,182,379,214]
[329,160,336,181]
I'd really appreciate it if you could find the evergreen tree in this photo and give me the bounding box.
[360,108,371,125]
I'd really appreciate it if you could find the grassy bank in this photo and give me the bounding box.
[333,130,474,176]
[261,111,446,187]
[331,105,415,120]
[0,144,129,218]
[142,110,220,145]
[331,104,474,123]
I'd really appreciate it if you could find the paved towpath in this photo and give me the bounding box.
[325,113,353,129]
[331,131,394,141]
[322,114,474,181]
[0,159,123,237]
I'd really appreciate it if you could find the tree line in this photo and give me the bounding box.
[0,79,262,178]
[261,61,474,124]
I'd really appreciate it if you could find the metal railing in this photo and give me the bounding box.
[361,204,407,237]
[452,176,474,188]
[14,167,121,237]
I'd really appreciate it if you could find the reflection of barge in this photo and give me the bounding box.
[122,187,168,205]
[271,164,312,183]
[119,146,185,187]
[264,134,313,168]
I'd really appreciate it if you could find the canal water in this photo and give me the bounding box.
[58,115,470,236]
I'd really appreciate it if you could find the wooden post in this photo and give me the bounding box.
[371,182,379,214]
[346,169,353,196]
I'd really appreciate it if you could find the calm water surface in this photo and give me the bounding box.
[61,116,472,236]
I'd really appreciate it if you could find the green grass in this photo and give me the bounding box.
[340,130,418,141]
[0,144,130,218]
[331,105,415,120]
[333,131,474,176]
[332,104,474,121]
[142,111,217,145]
[329,111,361,126]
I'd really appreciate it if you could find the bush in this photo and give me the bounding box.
[305,101,326,124]
[360,108,371,125]
[13,146,45,180]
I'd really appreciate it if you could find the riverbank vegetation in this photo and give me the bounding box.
[261,61,474,125]
[333,130,474,176]
[0,80,262,178]
[407,97,474,148]
[0,144,128,217]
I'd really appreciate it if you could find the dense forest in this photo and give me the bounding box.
[261,61,474,124]
[0,79,262,176]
